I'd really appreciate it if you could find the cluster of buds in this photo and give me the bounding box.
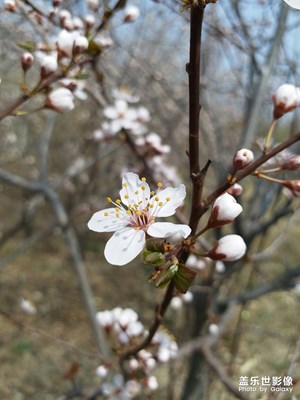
[95,306,177,397]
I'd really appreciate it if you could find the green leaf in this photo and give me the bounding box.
[174,264,196,294]
[142,251,165,266]
[155,264,178,289]
[17,42,36,52]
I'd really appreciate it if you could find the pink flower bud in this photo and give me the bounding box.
[124,6,140,22]
[21,52,34,72]
[227,183,243,197]
[45,88,75,112]
[233,148,254,170]
[207,234,246,262]
[208,193,243,227]
[273,84,300,119]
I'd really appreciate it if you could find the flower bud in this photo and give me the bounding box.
[233,148,254,170]
[272,84,300,119]
[227,183,243,197]
[73,35,89,55]
[142,250,165,266]
[124,6,140,22]
[208,193,243,227]
[45,88,75,112]
[4,0,17,12]
[282,180,300,195]
[87,0,99,11]
[207,234,246,262]
[53,0,63,7]
[281,155,300,170]
[283,0,300,9]
[40,55,58,78]
[21,52,34,72]
[85,14,95,29]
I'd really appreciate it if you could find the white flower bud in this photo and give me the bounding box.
[233,148,254,170]
[95,365,109,378]
[85,14,95,29]
[208,323,219,336]
[73,35,89,55]
[21,52,34,72]
[124,6,140,22]
[45,88,75,112]
[4,0,17,12]
[170,296,183,310]
[283,0,300,9]
[147,376,159,391]
[273,84,300,119]
[40,55,58,77]
[87,0,99,11]
[208,193,243,227]
[207,234,246,262]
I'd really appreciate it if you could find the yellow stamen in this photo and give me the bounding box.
[135,190,139,195]
[116,199,121,204]
[106,197,112,203]
[116,213,120,218]
[141,185,146,190]
[104,212,109,216]
[150,191,155,196]
[158,202,163,206]
[141,177,146,182]
[166,197,170,202]
[123,183,128,188]
[126,210,131,215]
[157,182,163,188]
[125,194,129,199]
[155,196,159,201]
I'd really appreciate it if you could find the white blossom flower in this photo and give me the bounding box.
[273,84,300,119]
[103,100,137,133]
[283,0,300,9]
[57,30,88,57]
[94,34,114,49]
[233,148,254,170]
[207,234,246,262]
[112,88,140,103]
[208,193,243,227]
[45,88,75,112]
[88,172,190,265]
[124,5,141,22]
[60,78,88,100]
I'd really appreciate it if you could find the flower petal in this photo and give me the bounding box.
[149,184,186,217]
[87,208,128,232]
[104,227,146,265]
[147,222,191,239]
[119,172,150,209]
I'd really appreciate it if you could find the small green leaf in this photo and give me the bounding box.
[17,42,36,51]
[155,264,178,289]
[142,250,165,266]
[174,264,196,294]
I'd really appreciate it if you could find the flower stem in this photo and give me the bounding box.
[264,118,277,153]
